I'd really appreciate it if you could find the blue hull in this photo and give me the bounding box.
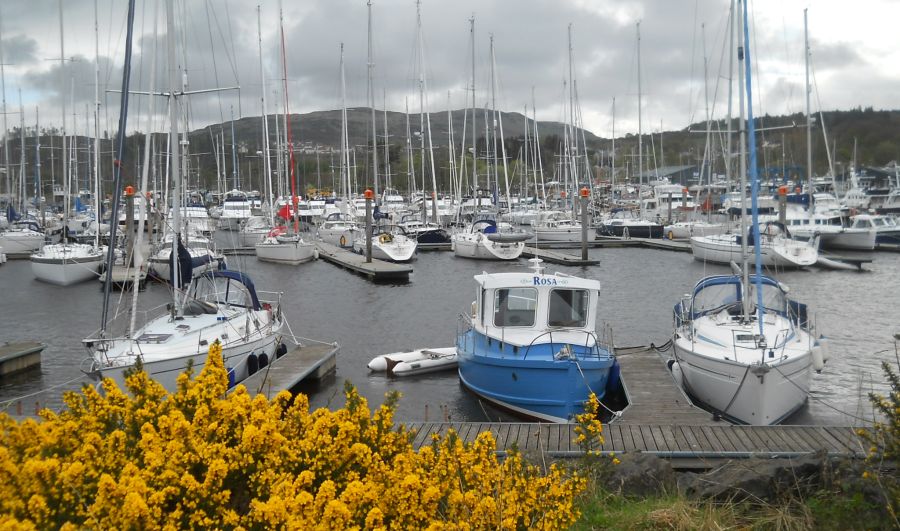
[457,329,616,422]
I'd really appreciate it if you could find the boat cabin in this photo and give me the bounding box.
[675,274,802,327]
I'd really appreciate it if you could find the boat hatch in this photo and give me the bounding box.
[735,334,756,342]
[137,333,172,343]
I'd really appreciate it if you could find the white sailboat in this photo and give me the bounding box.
[254,5,315,266]
[85,0,285,393]
[672,2,825,426]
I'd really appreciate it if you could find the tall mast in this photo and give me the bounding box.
[0,5,9,200]
[725,0,735,191]
[415,0,438,223]
[804,8,812,201]
[258,5,273,226]
[490,36,512,214]
[568,23,578,205]
[736,0,750,322]
[702,23,711,193]
[58,0,68,225]
[93,0,101,249]
[339,44,350,200]
[469,15,477,201]
[167,0,182,302]
[367,0,379,199]
[278,0,298,233]
[382,89,389,190]
[636,22,643,219]
[35,106,42,226]
[533,91,545,202]
[611,97,616,193]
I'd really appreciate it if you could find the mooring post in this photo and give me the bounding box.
[778,185,787,226]
[580,187,590,261]
[364,188,373,263]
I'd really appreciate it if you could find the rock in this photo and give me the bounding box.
[602,453,677,497]
[678,451,828,502]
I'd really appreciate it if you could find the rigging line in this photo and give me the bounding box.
[574,359,622,419]
[203,0,226,126]
[687,0,699,125]
[770,363,876,425]
[721,364,751,416]
[0,374,93,410]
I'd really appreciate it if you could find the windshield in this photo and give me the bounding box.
[191,276,250,307]
[548,289,589,328]
[494,288,537,327]
[692,282,740,315]
[748,282,787,314]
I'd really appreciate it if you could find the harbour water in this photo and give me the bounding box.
[1,241,897,426]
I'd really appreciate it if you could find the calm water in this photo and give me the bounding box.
[1,237,898,425]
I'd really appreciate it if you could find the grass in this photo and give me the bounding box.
[573,485,892,530]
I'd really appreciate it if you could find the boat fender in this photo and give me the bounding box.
[811,344,825,372]
[276,342,288,358]
[258,352,269,369]
[668,359,684,389]
[313,249,319,260]
[471,301,477,318]
[450,240,456,252]
[339,235,346,246]
[818,336,831,362]
[367,355,388,372]
[247,353,259,376]
[667,230,674,240]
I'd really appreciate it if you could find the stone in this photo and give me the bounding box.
[602,453,677,497]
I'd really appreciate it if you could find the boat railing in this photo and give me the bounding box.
[522,327,614,360]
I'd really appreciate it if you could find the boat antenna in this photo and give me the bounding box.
[99,0,137,333]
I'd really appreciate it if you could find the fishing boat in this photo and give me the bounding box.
[367,347,457,376]
[670,1,825,426]
[456,259,618,422]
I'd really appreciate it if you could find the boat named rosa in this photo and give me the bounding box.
[456,259,618,422]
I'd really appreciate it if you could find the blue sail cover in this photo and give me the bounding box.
[74,197,88,212]
[6,204,19,222]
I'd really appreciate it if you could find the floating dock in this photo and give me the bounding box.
[0,341,44,376]
[593,236,692,252]
[522,246,599,266]
[236,341,339,399]
[221,246,256,256]
[315,242,412,282]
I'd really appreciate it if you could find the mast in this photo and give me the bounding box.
[93,0,101,249]
[741,0,766,337]
[383,89,390,190]
[611,97,616,193]
[636,21,643,219]
[725,0,735,191]
[804,8,813,204]
[278,0,298,233]
[166,0,182,305]
[35,107,42,226]
[490,36,512,215]
[567,24,578,212]
[533,92,545,202]
[736,0,750,323]
[0,5,9,201]
[339,44,350,200]
[414,0,438,223]
[258,5,273,226]
[367,0,378,199]
[58,0,69,228]
[469,16,477,204]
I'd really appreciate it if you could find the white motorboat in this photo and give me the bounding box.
[763,202,875,251]
[353,228,417,262]
[850,213,900,246]
[217,190,253,231]
[0,221,45,254]
[452,219,525,260]
[255,232,316,265]
[531,211,584,243]
[176,205,216,235]
[317,212,357,248]
[31,242,103,285]
[691,223,818,269]
[84,270,285,393]
[367,347,457,376]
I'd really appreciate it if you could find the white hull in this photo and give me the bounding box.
[30,244,103,285]
[255,237,316,264]
[240,228,270,248]
[664,221,726,240]
[318,227,355,248]
[367,347,457,376]
[452,234,524,260]
[354,235,417,262]
[217,215,247,231]
[820,229,875,251]
[0,229,44,254]
[532,227,585,242]
[673,341,812,425]
[691,234,817,268]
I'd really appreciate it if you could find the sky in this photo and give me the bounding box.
[1,0,897,141]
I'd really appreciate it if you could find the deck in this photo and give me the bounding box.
[315,242,412,281]
[0,341,44,376]
[236,342,339,399]
[521,246,599,266]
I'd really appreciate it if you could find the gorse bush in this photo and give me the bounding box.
[858,360,900,525]
[0,341,584,529]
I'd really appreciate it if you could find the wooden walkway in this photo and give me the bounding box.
[614,346,715,425]
[593,236,691,252]
[0,341,43,376]
[315,242,412,281]
[405,422,867,458]
[522,246,599,266]
[237,342,338,399]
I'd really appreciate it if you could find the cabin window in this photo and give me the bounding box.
[548,289,589,328]
[493,288,537,327]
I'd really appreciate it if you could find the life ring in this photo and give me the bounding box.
[667,230,674,240]
[339,234,346,246]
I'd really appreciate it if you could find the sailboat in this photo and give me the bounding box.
[32,2,103,285]
[254,4,315,265]
[671,2,826,426]
[85,0,285,393]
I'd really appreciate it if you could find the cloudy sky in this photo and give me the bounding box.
[1,0,896,141]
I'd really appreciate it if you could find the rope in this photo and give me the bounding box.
[574,359,622,419]
[721,365,752,416]
[0,374,92,411]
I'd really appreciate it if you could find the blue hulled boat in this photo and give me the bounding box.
[456,260,618,422]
